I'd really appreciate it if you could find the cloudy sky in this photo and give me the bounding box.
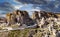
[0,0,60,17]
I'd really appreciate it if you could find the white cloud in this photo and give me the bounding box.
[14,5,23,10]
[26,8,40,11]
[55,4,59,8]
[31,9,40,11]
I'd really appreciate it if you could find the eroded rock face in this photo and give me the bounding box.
[6,13,16,25]
[13,10,23,25]
[6,10,35,26]
[3,10,60,37]
[31,11,58,28]
[31,11,60,37]
[6,13,11,25]
[21,11,35,26]
[5,10,59,27]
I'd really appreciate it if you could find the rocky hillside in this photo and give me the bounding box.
[0,10,60,37]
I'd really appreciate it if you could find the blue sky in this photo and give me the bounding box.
[0,0,60,17]
[0,0,36,15]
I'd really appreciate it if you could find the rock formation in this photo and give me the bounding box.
[0,10,60,37]
[31,11,60,37]
[6,13,16,25]
[6,13,11,25]
[31,11,58,28]
[6,10,35,26]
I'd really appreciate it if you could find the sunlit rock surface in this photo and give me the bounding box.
[31,11,60,37]
[6,10,35,26]
[0,10,60,37]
